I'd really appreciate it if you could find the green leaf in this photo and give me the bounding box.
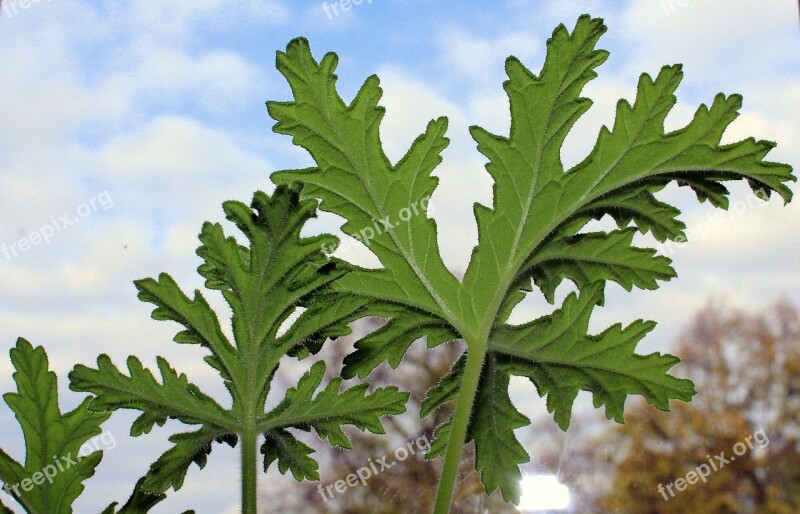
[261,429,318,482]
[342,304,459,379]
[0,338,109,514]
[492,284,695,429]
[101,476,195,514]
[422,285,695,501]
[419,353,467,420]
[526,228,676,303]
[462,23,792,316]
[141,428,236,493]
[425,420,452,461]
[70,355,236,439]
[69,185,409,497]
[134,272,239,384]
[260,362,409,449]
[468,356,529,504]
[576,184,687,242]
[268,14,795,506]
[269,36,466,337]
[280,293,372,359]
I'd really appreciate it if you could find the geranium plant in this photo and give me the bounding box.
[1,14,794,514]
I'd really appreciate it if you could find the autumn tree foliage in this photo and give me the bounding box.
[602,299,800,513]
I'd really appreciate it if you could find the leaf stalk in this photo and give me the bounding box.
[433,338,486,513]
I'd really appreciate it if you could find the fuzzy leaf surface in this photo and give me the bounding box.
[69,185,408,493]
[0,339,109,514]
[269,14,795,504]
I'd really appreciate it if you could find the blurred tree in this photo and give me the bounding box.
[260,317,518,513]
[601,298,800,513]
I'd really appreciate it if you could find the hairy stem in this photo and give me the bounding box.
[432,340,486,514]
[241,424,258,514]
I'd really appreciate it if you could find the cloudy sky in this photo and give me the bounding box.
[0,0,798,511]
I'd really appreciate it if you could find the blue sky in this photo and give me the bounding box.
[0,0,798,512]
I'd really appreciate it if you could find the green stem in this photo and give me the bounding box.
[432,340,486,514]
[241,425,258,514]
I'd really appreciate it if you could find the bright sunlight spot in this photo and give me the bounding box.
[517,474,571,512]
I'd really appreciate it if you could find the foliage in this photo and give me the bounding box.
[68,186,409,512]
[0,339,179,514]
[267,14,795,509]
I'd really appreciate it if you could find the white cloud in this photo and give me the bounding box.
[0,27,123,156]
[439,28,542,87]
[96,116,268,179]
[120,46,266,113]
[114,0,291,42]
[620,0,798,86]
